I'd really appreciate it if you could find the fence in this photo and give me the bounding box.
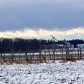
[0,48,84,63]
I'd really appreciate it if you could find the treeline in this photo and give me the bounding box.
[0,38,84,53]
[0,38,44,53]
[0,38,49,53]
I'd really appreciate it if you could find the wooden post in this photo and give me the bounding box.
[39,40,41,59]
[80,48,81,59]
[64,39,67,60]
[19,50,20,61]
[44,47,46,59]
[11,49,13,61]
[4,51,5,61]
[62,48,63,59]
[13,53,16,61]
[53,40,55,60]
[32,50,34,61]
[68,48,69,59]
[78,49,79,60]
[1,53,6,63]
[30,50,32,60]
[49,49,51,60]
[54,49,55,60]
[25,49,28,61]
[25,49,29,62]
[77,39,79,59]
[77,39,78,48]
[64,39,66,50]
[56,49,57,60]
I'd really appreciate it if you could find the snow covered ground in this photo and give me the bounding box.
[0,60,84,84]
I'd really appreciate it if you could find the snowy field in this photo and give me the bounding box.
[0,60,84,84]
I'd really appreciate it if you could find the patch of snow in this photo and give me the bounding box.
[0,60,84,84]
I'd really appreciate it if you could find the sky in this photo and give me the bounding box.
[0,0,84,40]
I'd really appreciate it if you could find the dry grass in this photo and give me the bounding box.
[9,60,14,64]
[32,59,45,64]
[61,55,77,63]
[0,54,82,65]
[42,55,46,63]
[67,55,76,62]
[3,59,46,65]
[38,59,44,63]
[61,58,66,63]
[14,60,21,64]
[34,60,40,64]
[0,61,4,65]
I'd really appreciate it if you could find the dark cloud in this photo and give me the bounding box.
[0,0,84,31]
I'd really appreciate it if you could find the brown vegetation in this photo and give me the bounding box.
[61,55,77,63]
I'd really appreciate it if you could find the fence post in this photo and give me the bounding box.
[32,50,34,61]
[1,53,6,63]
[30,50,32,60]
[72,48,73,56]
[54,49,55,61]
[75,53,76,59]
[44,48,46,58]
[66,48,67,60]
[49,49,51,60]
[11,49,13,61]
[39,40,41,60]
[55,49,57,59]
[25,49,29,62]
[19,50,20,61]
[68,48,69,59]
[4,51,5,61]
[78,48,79,59]
[53,40,55,60]
[80,48,82,59]
[48,49,49,60]
[13,52,16,61]
[62,48,63,59]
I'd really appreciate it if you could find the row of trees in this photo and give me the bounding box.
[0,38,48,53]
[0,38,83,53]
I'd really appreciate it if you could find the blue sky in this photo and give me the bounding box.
[0,0,84,40]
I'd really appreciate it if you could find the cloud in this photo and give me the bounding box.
[0,27,84,40]
[78,34,81,36]
[0,0,84,31]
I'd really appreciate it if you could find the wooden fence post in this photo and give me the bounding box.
[75,53,76,59]
[62,48,63,59]
[49,49,51,60]
[54,49,55,61]
[32,50,34,61]
[66,48,67,60]
[68,48,69,59]
[19,50,20,61]
[44,48,46,58]
[30,50,32,60]
[72,48,73,56]
[1,53,6,63]
[55,49,56,60]
[39,40,41,60]
[80,48,82,59]
[53,40,55,60]
[4,51,5,61]
[11,49,13,61]
[78,48,79,59]
[56,49,57,60]
[25,49,29,62]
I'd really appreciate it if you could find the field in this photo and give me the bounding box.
[0,60,84,84]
